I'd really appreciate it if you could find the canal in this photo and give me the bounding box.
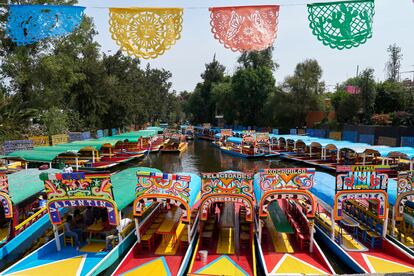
[137,139,294,173]
[113,139,349,275]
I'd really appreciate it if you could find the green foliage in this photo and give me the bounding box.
[185,56,226,124]
[282,59,325,127]
[0,95,38,141]
[358,68,376,123]
[231,66,275,126]
[39,107,69,135]
[0,4,181,140]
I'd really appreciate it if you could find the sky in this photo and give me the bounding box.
[78,0,414,92]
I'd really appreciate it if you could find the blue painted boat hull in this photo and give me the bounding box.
[0,208,69,271]
[314,225,365,274]
[220,147,277,159]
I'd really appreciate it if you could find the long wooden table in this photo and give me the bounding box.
[156,208,181,246]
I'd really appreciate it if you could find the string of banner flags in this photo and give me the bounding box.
[5,0,376,59]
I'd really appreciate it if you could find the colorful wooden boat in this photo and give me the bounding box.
[255,168,335,275]
[161,133,188,154]
[79,153,144,171]
[1,167,160,276]
[0,169,64,270]
[220,132,278,159]
[311,166,414,274]
[114,135,164,154]
[195,124,218,141]
[212,129,232,148]
[388,170,414,253]
[187,171,256,276]
[113,171,201,275]
[182,125,195,140]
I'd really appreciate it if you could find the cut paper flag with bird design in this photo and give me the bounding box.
[109,7,183,59]
[209,5,280,52]
[6,5,85,46]
[307,0,375,50]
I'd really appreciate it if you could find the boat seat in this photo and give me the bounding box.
[180,233,189,250]
[63,235,74,247]
[149,223,160,230]
[140,234,154,251]
[366,231,381,249]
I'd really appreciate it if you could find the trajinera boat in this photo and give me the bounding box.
[1,167,160,276]
[187,171,256,275]
[388,170,414,252]
[0,168,61,270]
[161,133,188,154]
[220,131,278,159]
[112,171,201,275]
[195,124,218,141]
[311,165,414,274]
[254,168,335,275]
[181,125,195,140]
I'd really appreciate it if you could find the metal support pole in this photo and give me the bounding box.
[258,219,262,243]
[75,157,79,171]
[187,224,191,244]
[135,218,141,243]
[391,206,396,237]
[53,224,61,251]
[330,210,335,240]
[383,206,389,238]
[309,220,315,253]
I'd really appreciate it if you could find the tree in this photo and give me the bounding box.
[186,56,226,124]
[385,44,403,82]
[231,67,275,126]
[283,59,325,127]
[330,89,359,124]
[358,68,376,123]
[237,47,278,71]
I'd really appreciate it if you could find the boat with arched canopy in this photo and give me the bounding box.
[220,132,278,158]
[2,167,160,276]
[187,171,256,276]
[311,165,414,274]
[0,168,63,269]
[113,171,201,275]
[254,168,335,275]
[388,170,414,252]
[161,132,188,153]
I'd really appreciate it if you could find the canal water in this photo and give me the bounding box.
[137,139,294,173]
[115,139,348,275]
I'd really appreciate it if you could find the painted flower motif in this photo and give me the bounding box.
[209,5,279,52]
[109,8,183,59]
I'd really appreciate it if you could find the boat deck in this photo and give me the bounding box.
[113,208,190,276]
[188,203,254,276]
[260,203,333,275]
[2,236,109,276]
[316,212,366,251]
[347,242,414,273]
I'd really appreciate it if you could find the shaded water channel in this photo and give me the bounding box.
[110,139,350,275]
[137,139,294,173]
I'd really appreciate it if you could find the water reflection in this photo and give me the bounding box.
[138,140,293,173]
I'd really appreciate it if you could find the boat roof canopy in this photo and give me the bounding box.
[9,168,60,205]
[311,171,399,208]
[111,167,162,210]
[276,134,414,160]
[7,150,73,162]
